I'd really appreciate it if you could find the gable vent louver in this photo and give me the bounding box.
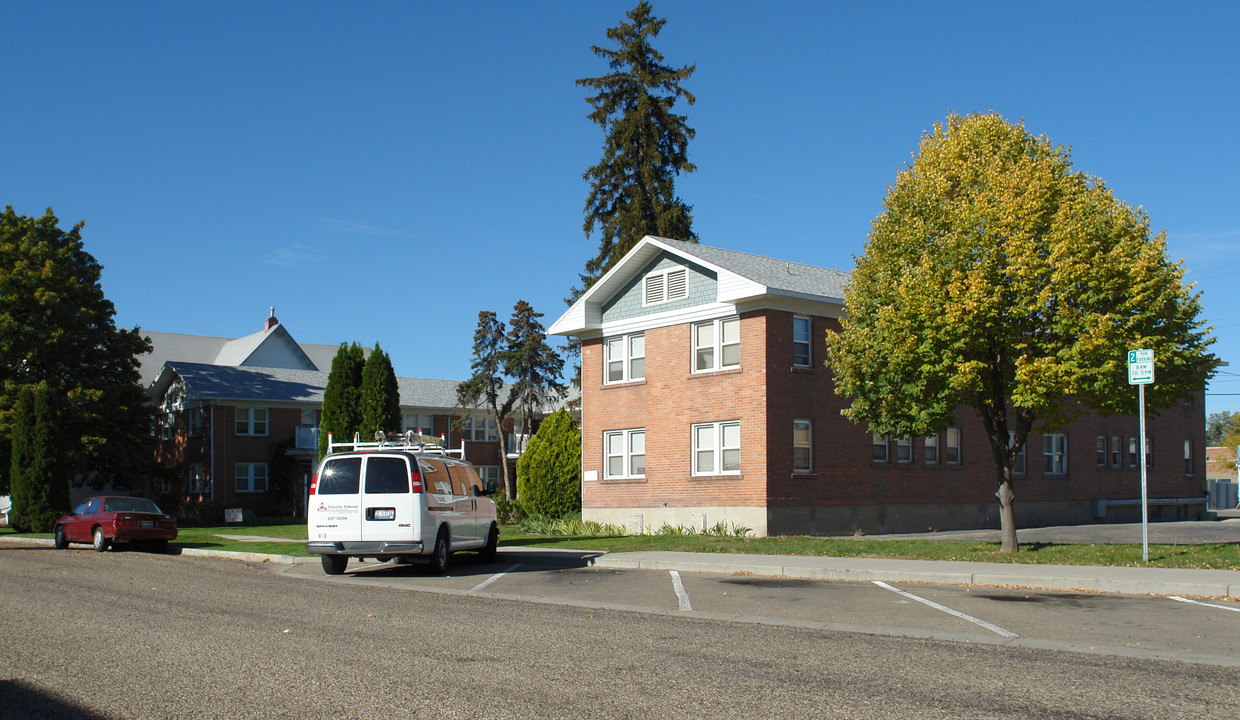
[645,274,666,305]
[666,268,687,300]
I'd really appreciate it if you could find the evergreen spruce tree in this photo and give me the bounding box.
[318,343,365,458]
[0,207,153,493]
[516,409,581,518]
[503,301,566,444]
[359,341,401,440]
[457,311,516,499]
[9,383,66,532]
[575,0,697,295]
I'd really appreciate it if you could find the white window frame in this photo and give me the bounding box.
[603,428,646,479]
[188,407,204,437]
[160,412,174,440]
[478,465,501,490]
[1184,439,1193,476]
[1110,435,1122,468]
[792,315,812,368]
[1096,435,1107,467]
[924,434,939,465]
[692,421,740,476]
[873,433,889,463]
[793,420,812,474]
[235,463,268,493]
[693,316,740,373]
[945,427,962,465]
[1043,433,1068,476]
[895,437,913,464]
[188,463,209,494]
[466,415,498,442]
[1128,437,1139,467]
[235,407,268,436]
[404,413,436,435]
[643,267,688,307]
[604,332,645,384]
[1008,432,1026,475]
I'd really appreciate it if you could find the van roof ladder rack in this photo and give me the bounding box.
[325,430,466,458]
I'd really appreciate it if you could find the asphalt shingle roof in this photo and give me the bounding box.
[653,236,851,301]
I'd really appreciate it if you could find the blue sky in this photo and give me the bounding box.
[5,1,1239,412]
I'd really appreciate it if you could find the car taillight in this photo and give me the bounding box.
[309,473,318,495]
[410,471,423,493]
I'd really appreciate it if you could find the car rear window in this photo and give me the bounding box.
[102,497,163,514]
[318,457,362,495]
[365,457,409,494]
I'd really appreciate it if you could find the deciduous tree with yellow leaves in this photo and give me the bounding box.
[825,112,1215,552]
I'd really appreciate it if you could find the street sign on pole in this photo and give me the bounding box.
[1128,349,1154,385]
[1128,349,1154,562]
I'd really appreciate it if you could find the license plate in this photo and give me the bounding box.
[140,521,154,528]
[373,508,395,521]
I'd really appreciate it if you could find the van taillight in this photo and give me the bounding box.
[309,473,318,495]
[410,471,423,493]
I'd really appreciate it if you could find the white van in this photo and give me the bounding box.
[306,434,499,575]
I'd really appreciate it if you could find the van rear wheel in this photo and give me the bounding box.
[429,531,450,575]
[321,554,348,575]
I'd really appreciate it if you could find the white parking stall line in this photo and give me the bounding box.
[1170,596,1240,613]
[873,581,1018,638]
[670,570,692,611]
[471,563,523,593]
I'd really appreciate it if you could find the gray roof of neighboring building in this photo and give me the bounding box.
[139,329,361,387]
[653,236,851,300]
[156,361,578,413]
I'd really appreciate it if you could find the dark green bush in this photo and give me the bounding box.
[515,409,581,518]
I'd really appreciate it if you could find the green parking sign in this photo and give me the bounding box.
[1128,349,1154,385]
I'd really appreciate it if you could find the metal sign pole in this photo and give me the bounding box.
[1139,382,1148,563]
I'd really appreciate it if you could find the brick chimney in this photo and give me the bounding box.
[265,306,278,331]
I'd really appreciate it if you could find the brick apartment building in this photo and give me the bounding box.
[550,236,1207,537]
[143,311,535,517]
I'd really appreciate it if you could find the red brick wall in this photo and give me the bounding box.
[582,311,769,511]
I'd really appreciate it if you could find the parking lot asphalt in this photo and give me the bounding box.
[5,513,1239,599]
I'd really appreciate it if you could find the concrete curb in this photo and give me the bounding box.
[6,535,1238,598]
[591,552,1240,599]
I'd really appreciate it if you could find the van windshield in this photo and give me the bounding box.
[318,457,361,495]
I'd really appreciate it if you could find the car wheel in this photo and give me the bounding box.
[53,526,69,550]
[479,523,498,563]
[429,530,450,575]
[321,554,348,575]
[92,527,110,552]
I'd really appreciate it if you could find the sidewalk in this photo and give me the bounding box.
[590,551,1240,599]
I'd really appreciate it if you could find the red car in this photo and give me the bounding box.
[53,496,178,553]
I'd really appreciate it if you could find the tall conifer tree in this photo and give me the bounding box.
[575,0,698,296]
[504,301,566,444]
[359,341,401,440]
[318,343,365,458]
[457,312,516,499]
[9,383,66,532]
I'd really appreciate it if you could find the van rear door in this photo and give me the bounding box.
[310,456,363,544]
[359,455,418,546]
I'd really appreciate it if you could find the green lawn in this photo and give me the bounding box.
[4,524,1237,569]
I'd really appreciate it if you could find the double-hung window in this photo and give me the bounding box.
[693,317,740,372]
[924,434,939,464]
[235,407,268,436]
[945,427,962,464]
[1008,432,1026,475]
[1184,440,1193,475]
[1096,436,1107,467]
[235,463,268,493]
[1110,436,1122,468]
[873,433,889,463]
[895,437,913,464]
[643,268,688,306]
[188,464,208,494]
[1043,433,1068,475]
[792,316,812,367]
[404,413,436,435]
[693,421,740,475]
[793,420,812,473]
[604,429,645,479]
[604,333,645,384]
[466,416,498,442]
[188,407,204,437]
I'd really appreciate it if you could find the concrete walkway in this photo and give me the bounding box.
[590,551,1240,599]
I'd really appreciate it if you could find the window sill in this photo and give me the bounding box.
[791,365,815,374]
[791,472,818,478]
[601,379,647,389]
[688,367,743,379]
[691,473,743,481]
[600,476,646,484]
